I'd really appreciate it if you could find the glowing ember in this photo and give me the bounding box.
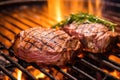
[27,66,46,79]
[17,70,22,80]
[109,55,120,64]
[103,69,120,79]
[78,53,84,58]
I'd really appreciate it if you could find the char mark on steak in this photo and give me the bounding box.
[12,27,81,67]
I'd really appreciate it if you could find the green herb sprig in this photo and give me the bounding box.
[52,13,117,32]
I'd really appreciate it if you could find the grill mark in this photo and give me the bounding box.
[22,28,67,51]
[21,28,40,50]
[41,35,63,50]
[24,40,42,50]
[22,28,39,40]
[43,36,64,51]
[51,33,68,50]
[44,30,56,36]
[24,29,55,43]
[22,28,44,50]
[50,33,67,50]
[58,37,67,41]
[24,39,37,50]
[42,30,67,50]
[32,28,55,50]
[54,40,62,48]
[50,33,66,41]
[32,36,55,50]
[23,29,56,50]
[39,30,56,43]
[24,39,31,49]
[22,28,46,50]
[53,40,63,49]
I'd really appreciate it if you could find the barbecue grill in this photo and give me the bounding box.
[0,0,120,80]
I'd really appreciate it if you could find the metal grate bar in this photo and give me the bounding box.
[31,63,56,80]
[12,8,48,28]
[108,59,120,67]
[0,16,24,31]
[0,23,16,35]
[29,6,57,23]
[17,11,54,27]
[102,60,120,71]
[0,42,6,49]
[81,58,119,80]
[0,33,11,41]
[53,66,78,80]
[17,13,45,27]
[71,65,96,80]
[26,11,56,25]
[1,10,33,28]
[103,55,120,65]
[20,7,57,27]
[36,10,57,22]
[0,51,36,80]
[0,64,17,80]
[87,53,120,71]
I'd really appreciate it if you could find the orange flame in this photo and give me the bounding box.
[11,66,46,80]
[102,55,120,79]
[27,66,46,79]
[48,0,63,22]
[48,0,102,23]
[3,0,107,80]
[103,69,120,79]
[109,55,120,64]
[17,70,22,80]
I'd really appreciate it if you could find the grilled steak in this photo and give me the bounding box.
[12,27,80,67]
[62,23,118,53]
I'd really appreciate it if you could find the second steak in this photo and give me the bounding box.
[63,23,118,53]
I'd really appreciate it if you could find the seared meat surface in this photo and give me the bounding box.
[13,27,80,67]
[63,23,118,53]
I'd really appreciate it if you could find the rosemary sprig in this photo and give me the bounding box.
[52,13,117,32]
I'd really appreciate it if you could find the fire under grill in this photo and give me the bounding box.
[0,1,120,80]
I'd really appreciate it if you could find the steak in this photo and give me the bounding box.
[12,27,80,67]
[62,23,118,53]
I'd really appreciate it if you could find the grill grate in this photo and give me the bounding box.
[0,51,36,80]
[0,4,120,80]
